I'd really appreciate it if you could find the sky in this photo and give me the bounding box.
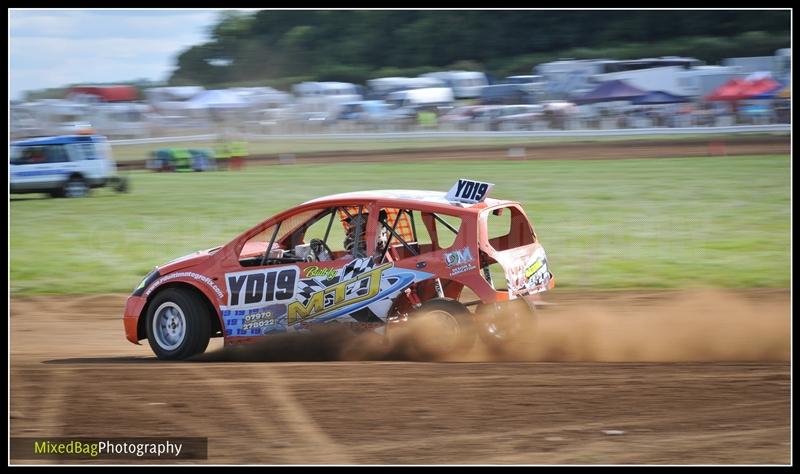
[9,9,257,100]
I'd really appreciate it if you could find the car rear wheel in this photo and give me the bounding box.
[408,298,475,358]
[146,288,211,360]
[476,299,535,351]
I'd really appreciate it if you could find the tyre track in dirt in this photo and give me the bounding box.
[192,367,353,464]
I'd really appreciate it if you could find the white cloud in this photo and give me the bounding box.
[8,9,243,99]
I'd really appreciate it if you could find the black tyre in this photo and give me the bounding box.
[113,176,129,193]
[476,299,536,351]
[409,298,475,358]
[62,176,89,198]
[146,288,211,360]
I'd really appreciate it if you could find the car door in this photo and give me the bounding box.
[223,204,378,337]
[286,204,392,330]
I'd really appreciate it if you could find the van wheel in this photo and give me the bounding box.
[146,288,211,360]
[63,176,89,198]
[113,176,129,193]
[409,298,475,358]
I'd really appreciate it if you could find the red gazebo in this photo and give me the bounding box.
[706,77,782,101]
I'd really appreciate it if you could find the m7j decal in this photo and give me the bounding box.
[222,258,433,335]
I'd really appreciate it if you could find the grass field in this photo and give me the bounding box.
[9,154,789,295]
[109,132,788,162]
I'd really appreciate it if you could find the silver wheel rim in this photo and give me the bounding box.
[483,309,523,340]
[65,179,87,197]
[153,302,186,351]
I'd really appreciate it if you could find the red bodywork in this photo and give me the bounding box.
[124,190,554,346]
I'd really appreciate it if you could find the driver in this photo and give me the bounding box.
[343,213,369,258]
[342,210,390,260]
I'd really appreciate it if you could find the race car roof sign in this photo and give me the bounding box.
[445,178,495,204]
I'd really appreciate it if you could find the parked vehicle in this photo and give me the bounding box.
[419,71,489,99]
[366,77,446,99]
[385,87,455,120]
[292,82,362,121]
[473,105,545,130]
[439,105,485,130]
[479,84,537,105]
[146,148,217,172]
[10,132,128,198]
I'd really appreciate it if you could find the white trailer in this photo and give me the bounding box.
[367,77,446,99]
[593,65,743,98]
[385,87,454,109]
[535,57,703,99]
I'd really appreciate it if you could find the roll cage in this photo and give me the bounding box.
[247,204,463,267]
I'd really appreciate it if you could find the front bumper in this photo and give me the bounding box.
[123,296,147,344]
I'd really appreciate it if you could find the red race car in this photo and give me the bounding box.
[124,179,554,360]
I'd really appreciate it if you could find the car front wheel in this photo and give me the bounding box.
[146,288,211,360]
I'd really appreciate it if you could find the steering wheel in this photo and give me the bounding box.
[309,238,334,261]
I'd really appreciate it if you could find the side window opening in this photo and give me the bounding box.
[433,213,461,249]
[486,206,535,251]
[376,208,420,262]
[239,208,345,267]
[240,206,378,267]
[376,208,463,262]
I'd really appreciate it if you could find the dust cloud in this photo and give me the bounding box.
[196,290,790,363]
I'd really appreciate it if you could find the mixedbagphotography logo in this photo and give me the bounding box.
[10,437,208,460]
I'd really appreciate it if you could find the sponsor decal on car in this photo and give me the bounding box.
[288,261,394,324]
[144,271,224,299]
[450,264,477,276]
[298,320,384,331]
[221,258,433,334]
[444,247,477,276]
[506,247,551,297]
[225,268,298,306]
[444,247,473,267]
[223,304,287,336]
[302,266,338,280]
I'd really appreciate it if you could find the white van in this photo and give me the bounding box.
[10,132,128,198]
[292,82,362,121]
[419,71,488,99]
[366,76,446,99]
[386,87,455,109]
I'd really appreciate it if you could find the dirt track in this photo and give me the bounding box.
[10,290,790,464]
